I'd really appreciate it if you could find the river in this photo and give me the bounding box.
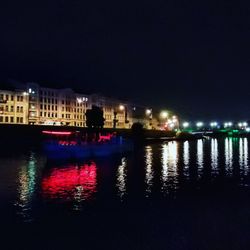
[1,137,250,249]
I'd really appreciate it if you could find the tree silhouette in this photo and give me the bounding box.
[86,106,105,129]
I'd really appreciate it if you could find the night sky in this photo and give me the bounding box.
[1,0,250,120]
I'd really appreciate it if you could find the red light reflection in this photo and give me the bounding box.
[41,162,97,201]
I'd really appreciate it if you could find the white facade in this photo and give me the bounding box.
[0,83,147,129]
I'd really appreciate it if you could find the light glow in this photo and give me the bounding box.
[196,122,203,127]
[160,111,168,119]
[210,122,218,127]
[145,109,152,115]
[42,130,72,135]
[119,105,125,111]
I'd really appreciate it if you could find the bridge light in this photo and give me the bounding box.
[196,122,203,128]
[210,122,218,127]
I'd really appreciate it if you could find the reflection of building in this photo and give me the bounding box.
[0,82,172,129]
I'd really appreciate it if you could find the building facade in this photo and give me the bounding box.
[0,83,152,129]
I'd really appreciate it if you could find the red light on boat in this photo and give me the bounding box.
[42,130,72,135]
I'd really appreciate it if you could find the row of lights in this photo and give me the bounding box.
[182,121,249,128]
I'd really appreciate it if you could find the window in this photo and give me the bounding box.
[10,106,14,112]
[55,113,57,118]
[52,106,54,111]
[62,100,64,105]
[40,104,43,109]
[62,114,64,118]
[17,106,20,112]
[5,116,8,123]
[55,106,57,111]
[48,105,50,110]
[20,107,23,113]
[40,112,42,116]
[11,95,14,101]
[5,95,9,101]
[17,117,20,123]
[0,94,3,100]
[0,116,3,122]
[48,113,50,117]
[20,117,23,123]
[5,106,8,112]
[10,117,14,123]
[44,105,47,109]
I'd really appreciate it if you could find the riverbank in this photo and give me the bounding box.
[0,124,176,145]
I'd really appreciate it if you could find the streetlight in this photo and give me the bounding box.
[183,122,189,128]
[113,104,128,129]
[224,122,232,128]
[145,109,153,129]
[160,111,168,119]
[145,109,152,116]
[119,105,125,111]
[210,122,218,128]
[196,122,203,128]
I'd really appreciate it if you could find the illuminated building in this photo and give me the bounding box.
[0,82,171,129]
[0,89,28,124]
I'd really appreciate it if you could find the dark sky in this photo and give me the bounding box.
[1,0,250,120]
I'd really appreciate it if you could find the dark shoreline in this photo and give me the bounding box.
[1,125,249,147]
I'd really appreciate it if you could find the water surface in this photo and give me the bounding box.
[1,138,250,249]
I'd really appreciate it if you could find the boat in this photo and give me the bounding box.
[42,130,133,160]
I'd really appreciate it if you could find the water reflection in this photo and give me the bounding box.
[116,157,127,200]
[197,140,204,178]
[145,145,153,196]
[211,139,219,176]
[41,162,97,209]
[225,138,233,176]
[16,152,37,221]
[161,142,178,194]
[239,138,249,176]
[183,141,190,178]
